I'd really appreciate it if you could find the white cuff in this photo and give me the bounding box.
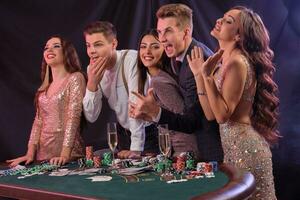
[129,125,145,151]
[130,137,145,151]
[85,87,101,98]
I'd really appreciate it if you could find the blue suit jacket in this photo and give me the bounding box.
[159,38,224,162]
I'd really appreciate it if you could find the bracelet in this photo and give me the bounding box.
[197,91,206,96]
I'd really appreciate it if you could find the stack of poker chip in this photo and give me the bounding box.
[204,162,215,178]
[186,151,194,160]
[85,146,94,168]
[85,146,93,160]
[78,158,87,168]
[196,162,207,174]
[154,154,166,173]
[154,162,165,173]
[4,163,58,177]
[185,159,195,170]
[210,161,218,172]
[85,159,94,168]
[156,154,165,162]
[185,151,195,170]
[121,160,133,168]
[93,156,101,168]
[196,162,216,177]
[165,159,173,170]
[101,152,112,166]
[205,162,213,173]
[176,154,186,171]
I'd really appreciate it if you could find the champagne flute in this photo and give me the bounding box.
[107,122,118,168]
[158,124,171,177]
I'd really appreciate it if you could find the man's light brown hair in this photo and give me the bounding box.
[156,3,193,31]
[83,21,117,42]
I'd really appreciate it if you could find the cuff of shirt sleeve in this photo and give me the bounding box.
[152,107,162,123]
[130,137,145,151]
[85,87,102,99]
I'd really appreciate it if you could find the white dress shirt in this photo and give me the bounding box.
[83,50,148,151]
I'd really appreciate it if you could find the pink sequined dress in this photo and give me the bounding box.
[214,56,277,200]
[28,72,85,161]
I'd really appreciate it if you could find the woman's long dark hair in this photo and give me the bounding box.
[137,29,171,94]
[233,6,280,144]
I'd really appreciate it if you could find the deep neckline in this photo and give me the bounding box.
[45,74,71,98]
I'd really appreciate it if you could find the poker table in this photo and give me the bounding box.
[0,163,255,200]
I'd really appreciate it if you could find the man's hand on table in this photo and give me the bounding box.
[117,150,142,159]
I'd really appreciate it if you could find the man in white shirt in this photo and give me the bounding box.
[82,21,158,158]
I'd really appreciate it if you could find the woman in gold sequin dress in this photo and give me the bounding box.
[188,6,279,199]
[7,36,85,167]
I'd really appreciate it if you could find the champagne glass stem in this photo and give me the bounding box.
[112,149,115,167]
[164,154,169,175]
[107,122,118,169]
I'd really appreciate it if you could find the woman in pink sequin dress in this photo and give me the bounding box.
[188,6,279,199]
[7,36,85,167]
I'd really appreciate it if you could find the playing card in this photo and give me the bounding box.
[118,166,152,175]
[49,169,70,176]
[86,175,112,182]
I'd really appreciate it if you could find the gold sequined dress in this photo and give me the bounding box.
[28,72,85,161]
[215,56,277,200]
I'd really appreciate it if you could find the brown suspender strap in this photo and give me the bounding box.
[121,50,130,95]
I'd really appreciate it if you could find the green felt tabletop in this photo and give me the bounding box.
[0,164,228,200]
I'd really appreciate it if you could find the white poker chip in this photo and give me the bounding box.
[86,175,113,182]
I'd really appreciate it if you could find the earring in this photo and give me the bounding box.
[38,65,50,91]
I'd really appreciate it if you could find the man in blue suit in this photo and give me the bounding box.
[130,3,223,162]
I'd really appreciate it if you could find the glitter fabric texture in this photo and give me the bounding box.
[28,72,85,161]
[220,121,276,199]
[215,56,277,200]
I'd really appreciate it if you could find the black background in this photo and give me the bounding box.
[1,0,299,199]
